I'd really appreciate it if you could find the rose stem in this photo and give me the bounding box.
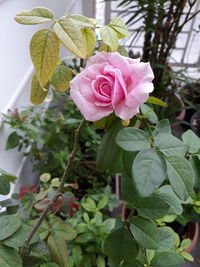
[20,118,85,258]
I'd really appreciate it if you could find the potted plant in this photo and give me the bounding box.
[0,6,199,267]
[109,0,200,121]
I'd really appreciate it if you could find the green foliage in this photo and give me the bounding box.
[104,227,138,265]
[4,93,108,193]
[67,194,117,267]
[0,244,23,266]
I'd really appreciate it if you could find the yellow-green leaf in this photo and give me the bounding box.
[109,17,130,38]
[47,234,69,267]
[30,29,59,86]
[51,65,72,92]
[68,14,96,28]
[99,42,112,53]
[54,18,86,58]
[30,74,49,104]
[118,45,129,57]
[15,7,54,25]
[99,25,119,52]
[147,96,168,107]
[81,28,96,57]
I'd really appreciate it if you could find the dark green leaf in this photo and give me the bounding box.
[154,119,171,135]
[182,129,200,154]
[5,132,20,150]
[96,119,123,172]
[166,156,195,200]
[3,224,39,248]
[104,227,138,265]
[189,156,200,188]
[0,214,21,240]
[0,244,22,266]
[132,149,166,197]
[154,134,186,156]
[130,217,176,250]
[150,251,184,267]
[0,169,16,183]
[0,176,10,195]
[116,127,151,152]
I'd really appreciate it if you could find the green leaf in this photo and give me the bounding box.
[75,233,93,243]
[40,173,51,183]
[147,96,168,107]
[180,252,194,262]
[166,156,195,200]
[41,263,60,267]
[0,244,22,266]
[189,156,200,187]
[99,25,118,52]
[121,260,143,267]
[3,224,39,248]
[68,14,96,28]
[0,169,16,183]
[109,17,130,38]
[154,134,187,156]
[117,45,129,57]
[156,185,183,215]
[0,214,21,240]
[136,194,170,219]
[182,129,200,154]
[97,119,123,172]
[30,74,49,105]
[116,127,151,152]
[140,104,158,124]
[51,65,72,92]
[81,28,96,57]
[30,29,59,86]
[54,18,86,58]
[47,234,69,267]
[50,216,77,241]
[97,196,108,210]
[154,119,171,135]
[99,42,112,53]
[180,238,191,250]
[104,227,138,265]
[121,173,139,207]
[137,185,183,219]
[5,132,20,150]
[130,217,176,250]
[0,176,10,195]
[96,255,106,267]
[15,7,54,25]
[150,251,184,267]
[132,149,166,197]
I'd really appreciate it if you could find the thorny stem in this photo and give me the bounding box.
[20,118,85,258]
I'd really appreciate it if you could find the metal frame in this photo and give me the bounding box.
[104,0,200,68]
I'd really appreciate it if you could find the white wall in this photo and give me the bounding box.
[0,0,83,177]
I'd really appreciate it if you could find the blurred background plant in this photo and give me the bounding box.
[4,92,112,197]
[106,0,200,122]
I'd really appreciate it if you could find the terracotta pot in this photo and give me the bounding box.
[184,222,199,253]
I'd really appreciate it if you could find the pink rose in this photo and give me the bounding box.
[70,52,154,121]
